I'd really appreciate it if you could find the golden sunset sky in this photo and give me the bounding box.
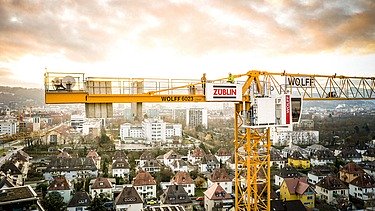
[0,0,374,88]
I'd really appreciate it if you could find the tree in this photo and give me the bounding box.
[87,194,109,211]
[41,192,66,211]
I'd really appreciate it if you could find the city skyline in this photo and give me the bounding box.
[0,0,374,88]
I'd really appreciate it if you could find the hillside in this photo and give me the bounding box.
[0,86,44,107]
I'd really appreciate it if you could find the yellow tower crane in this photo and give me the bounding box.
[44,70,375,211]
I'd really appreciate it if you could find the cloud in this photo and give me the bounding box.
[0,67,13,77]
[0,0,374,63]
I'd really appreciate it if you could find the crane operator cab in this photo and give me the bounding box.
[244,94,303,128]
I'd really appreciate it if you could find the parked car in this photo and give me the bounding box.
[147,199,157,205]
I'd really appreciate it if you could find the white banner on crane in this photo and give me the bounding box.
[205,83,242,101]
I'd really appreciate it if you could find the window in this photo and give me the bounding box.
[307,196,313,200]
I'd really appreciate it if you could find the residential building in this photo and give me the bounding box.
[275,165,301,186]
[86,150,101,170]
[113,150,128,163]
[215,148,232,163]
[120,123,143,141]
[170,160,188,173]
[315,175,349,204]
[204,183,233,211]
[70,114,85,132]
[200,154,220,173]
[171,171,195,196]
[43,157,98,182]
[133,170,157,199]
[360,161,375,178]
[305,144,327,156]
[82,119,101,136]
[114,186,143,211]
[188,147,206,165]
[349,173,375,205]
[310,149,335,166]
[67,191,91,211]
[0,161,23,186]
[270,200,307,211]
[270,148,286,169]
[226,154,244,171]
[280,177,315,209]
[208,168,233,194]
[288,151,310,169]
[47,177,73,203]
[162,150,181,168]
[0,176,15,189]
[112,158,130,179]
[308,165,333,185]
[186,108,208,129]
[161,184,193,211]
[136,151,154,167]
[273,130,319,146]
[0,185,44,211]
[338,148,362,163]
[90,177,114,199]
[0,120,17,135]
[141,160,162,173]
[363,148,375,162]
[339,162,365,183]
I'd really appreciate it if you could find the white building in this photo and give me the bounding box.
[82,119,101,136]
[119,119,182,143]
[349,174,375,202]
[273,130,319,146]
[133,170,157,199]
[0,120,17,135]
[186,108,208,129]
[70,115,85,132]
[315,175,349,204]
[120,123,143,140]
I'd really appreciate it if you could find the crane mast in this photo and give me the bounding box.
[44,70,375,211]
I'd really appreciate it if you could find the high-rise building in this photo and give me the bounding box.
[186,108,208,129]
[0,120,18,135]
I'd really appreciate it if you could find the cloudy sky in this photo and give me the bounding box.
[0,0,374,88]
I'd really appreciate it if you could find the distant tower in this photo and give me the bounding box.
[186,108,208,129]
[33,116,41,132]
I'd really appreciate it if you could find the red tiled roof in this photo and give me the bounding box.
[283,178,309,195]
[215,148,231,157]
[91,177,113,189]
[192,148,205,157]
[204,183,232,200]
[172,171,194,184]
[86,150,100,159]
[340,162,365,174]
[210,168,231,182]
[48,177,71,191]
[133,170,156,186]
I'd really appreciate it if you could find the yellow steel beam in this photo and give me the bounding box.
[45,92,87,104]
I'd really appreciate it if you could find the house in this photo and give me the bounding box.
[162,150,181,168]
[360,161,375,177]
[170,159,188,173]
[112,158,130,180]
[288,151,310,169]
[133,170,157,199]
[47,176,73,203]
[204,183,233,211]
[86,150,101,169]
[305,144,327,156]
[200,154,220,173]
[315,175,349,204]
[310,149,335,166]
[12,150,30,165]
[338,148,362,163]
[135,151,154,167]
[44,127,72,145]
[349,173,375,205]
[113,150,128,163]
[188,147,206,165]
[362,148,375,162]
[43,157,98,182]
[0,176,15,189]
[280,177,315,209]
[90,177,114,199]
[160,184,193,211]
[339,162,365,183]
[0,185,44,211]
[114,186,143,211]
[208,168,232,194]
[215,147,232,163]
[171,171,195,196]
[270,148,286,169]
[356,142,369,155]
[281,145,308,159]
[141,160,162,173]
[0,161,23,185]
[274,165,301,186]
[307,165,334,185]
[67,191,91,211]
